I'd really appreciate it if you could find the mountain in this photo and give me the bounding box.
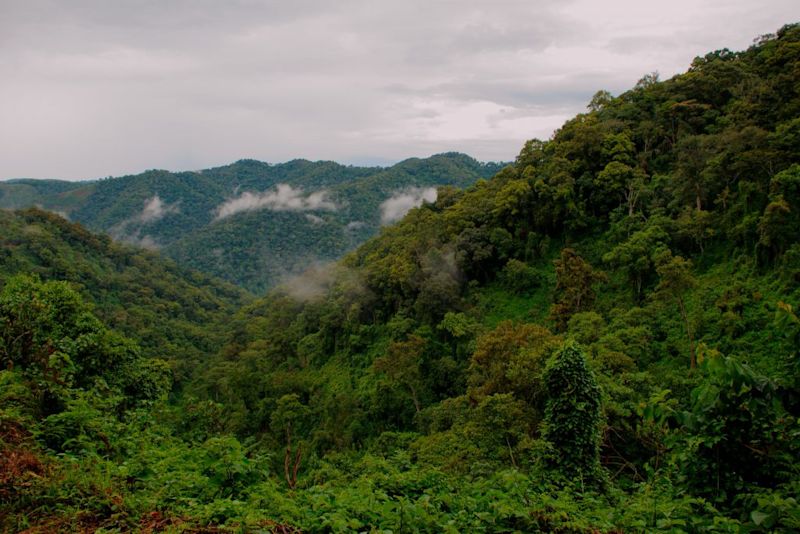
[3,23,800,533]
[0,208,249,380]
[1,153,504,293]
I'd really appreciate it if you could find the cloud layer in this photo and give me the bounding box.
[215,184,336,219]
[0,1,797,179]
[380,187,437,224]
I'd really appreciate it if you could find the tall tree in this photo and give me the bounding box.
[653,253,698,368]
[549,248,606,331]
[542,341,602,482]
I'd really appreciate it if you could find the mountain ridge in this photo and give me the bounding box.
[1,152,505,292]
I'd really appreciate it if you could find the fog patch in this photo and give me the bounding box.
[215,184,336,220]
[345,221,367,231]
[380,187,437,224]
[127,234,160,250]
[276,262,371,306]
[305,214,324,225]
[140,195,178,222]
[277,263,338,303]
[108,194,177,248]
[114,232,161,250]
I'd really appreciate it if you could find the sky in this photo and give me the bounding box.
[0,1,797,180]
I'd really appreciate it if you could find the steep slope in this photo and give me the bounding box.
[1,153,502,293]
[184,23,800,529]
[0,178,94,213]
[0,208,249,379]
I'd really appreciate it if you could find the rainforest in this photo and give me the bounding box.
[2,23,800,533]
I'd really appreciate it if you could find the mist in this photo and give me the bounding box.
[380,187,438,224]
[215,184,336,220]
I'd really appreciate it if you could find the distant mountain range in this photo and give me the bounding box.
[0,153,504,292]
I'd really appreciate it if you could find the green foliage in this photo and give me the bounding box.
[0,209,247,380]
[542,342,603,483]
[678,355,798,504]
[550,248,607,331]
[4,24,800,532]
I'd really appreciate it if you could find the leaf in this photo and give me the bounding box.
[751,510,772,527]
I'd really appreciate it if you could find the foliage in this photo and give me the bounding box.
[3,24,800,532]
[542,342,603,483]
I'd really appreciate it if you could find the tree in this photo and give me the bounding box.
[759,165,800,257]
[270,393,310,489]
[588,90,613,112]
[549,249,606,331]
[603,218,671,299]
[374,335,426,413]
[542,341,602,482]
[0,274,168,409]
[468,321,560,408]
[676,206,715,254]
[653,253,698,368]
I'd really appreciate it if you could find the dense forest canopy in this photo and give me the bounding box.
[2,23,800,533]
[1,153,502,293]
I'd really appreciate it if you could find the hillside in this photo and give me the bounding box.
[1,153,503,293]
[2,23,800,533]
[0,208,249,380]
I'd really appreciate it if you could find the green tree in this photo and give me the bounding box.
[653,253,698,368]
[270,393,310,489]
[374,335,426,413]
[468,321,560,407]
[541,341,602,482]
[549,248,606,331]
[759,165,800,257]
[603,217,671,299]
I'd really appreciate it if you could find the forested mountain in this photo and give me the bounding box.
[3,24,800,533]
[0,208,248,381]
[1,153,502,293]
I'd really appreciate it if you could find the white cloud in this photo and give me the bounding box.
[380,187,437,224]
[215,183,336,219]
[140,194,178,223]
[107,194,178,248]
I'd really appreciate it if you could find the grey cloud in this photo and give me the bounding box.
[0,0,797,179]
[278,263,337,303]
[380,187,437,224]
[215,184,336,220]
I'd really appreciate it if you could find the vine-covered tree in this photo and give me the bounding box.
[542,341,602,483]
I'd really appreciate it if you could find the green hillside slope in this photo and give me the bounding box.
[0,208,249,380]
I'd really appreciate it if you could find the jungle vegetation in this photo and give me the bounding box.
[2,23,800,533]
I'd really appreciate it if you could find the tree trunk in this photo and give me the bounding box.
[409,384,421,413]
[678,298,696,369]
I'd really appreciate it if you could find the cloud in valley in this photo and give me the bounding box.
[380,187,437,224]
[139,195,179,223]
[215,184,336,219]
[108,194,178,248]
[345,221,366,231]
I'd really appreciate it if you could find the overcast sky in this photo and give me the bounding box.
[0,1,796,180]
